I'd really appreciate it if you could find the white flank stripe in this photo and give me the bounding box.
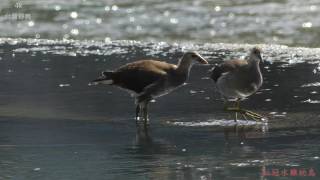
[101,80,113,84]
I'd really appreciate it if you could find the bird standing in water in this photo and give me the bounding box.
[91,52,208,125]
[211,47,264,121]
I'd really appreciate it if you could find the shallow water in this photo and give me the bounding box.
[1,0,320,47]
[0,38,320,179]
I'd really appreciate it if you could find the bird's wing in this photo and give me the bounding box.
[113,60,175,93]
[136,78,167,103]
[210,59,248,82]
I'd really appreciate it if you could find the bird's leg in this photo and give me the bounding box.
[233,100,250,122]
[225,99,240,111]
[236,99,240,109]
[234,111,238,122]
[137,92,152,126]
[135,104,141,123]
[225,99,263,121]
[141,101,150,126]
[234,100,240,122]
[223,100,239,122]
[223,101,237,122]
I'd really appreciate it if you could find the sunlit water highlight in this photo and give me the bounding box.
[1,0,320,47]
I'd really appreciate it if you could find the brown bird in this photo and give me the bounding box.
[211,47,264,121]
[91,52,208,125]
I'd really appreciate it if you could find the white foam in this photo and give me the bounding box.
[230,162,250,167]
[59,83,71,87]
[170,119,266,127]
[301,82,320,87]
[302,99,320,104]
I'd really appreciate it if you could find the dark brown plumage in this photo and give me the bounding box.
[91,52,208,125]
[109,60,177,93]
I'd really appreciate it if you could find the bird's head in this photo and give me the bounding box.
[249,47,263,62]
[182,51,209,64]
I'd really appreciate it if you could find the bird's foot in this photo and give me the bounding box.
[135,116,142,123]
[135,116,150,126]
[143,119,150,127]
[135,116,146,124]
[242,109,264,120]
[226,107,265,121]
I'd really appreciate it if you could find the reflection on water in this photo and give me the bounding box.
[1,120,318,180]
[1,0,320,47]
[0,38,319,179]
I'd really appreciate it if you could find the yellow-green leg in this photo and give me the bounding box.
[225,99,264,121]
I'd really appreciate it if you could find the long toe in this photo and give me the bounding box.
[245,110,263,119]
[244,111,264,121]
[243,109,260,116]
[228,107,264,121]
[240,112,248,121]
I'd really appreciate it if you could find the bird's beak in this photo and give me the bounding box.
[88,76,107,86]
[196,54,209,64]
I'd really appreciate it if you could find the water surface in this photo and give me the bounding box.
[1,0,320,47]
[0,38,319,179]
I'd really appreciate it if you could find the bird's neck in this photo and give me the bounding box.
[176,58,194,75]
[248,59,261,75]
[248,55,260,67]
[249,59,260,65]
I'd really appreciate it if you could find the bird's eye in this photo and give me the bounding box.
[191,54,198,58]
[253,48,261,54]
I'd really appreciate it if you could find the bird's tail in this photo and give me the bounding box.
[89,71,114,86]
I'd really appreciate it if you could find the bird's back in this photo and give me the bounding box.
[112,60,177,93]
[211,59,248,82]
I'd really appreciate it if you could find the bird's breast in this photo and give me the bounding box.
[151,73,187,98]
